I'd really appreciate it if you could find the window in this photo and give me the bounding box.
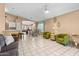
[37,22,44,32]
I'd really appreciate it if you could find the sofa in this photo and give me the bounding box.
[55,34,70,45]
[0,34,18,56]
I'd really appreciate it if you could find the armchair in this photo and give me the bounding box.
[55,34,70,45]
[43,32,51,39]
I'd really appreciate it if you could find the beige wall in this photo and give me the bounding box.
[5,13,23,30]
[5,13,17,22]
[5,13,36,30]
[45,18,55,33]
[5,13,17,30]
[0,4,5,33]
[57,10,79,34]
[45,10,79,34]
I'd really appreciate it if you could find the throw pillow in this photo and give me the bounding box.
[5,36,15,45]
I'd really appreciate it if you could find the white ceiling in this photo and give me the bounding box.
[5,3,79,22]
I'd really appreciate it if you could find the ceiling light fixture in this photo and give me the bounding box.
[44,4,50,14]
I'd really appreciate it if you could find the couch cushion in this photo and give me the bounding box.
[5,36,15,46]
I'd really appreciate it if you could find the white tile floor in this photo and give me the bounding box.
[18,35,79,56]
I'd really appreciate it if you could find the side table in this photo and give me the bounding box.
[50,33,55,41]
[71,35,79,47]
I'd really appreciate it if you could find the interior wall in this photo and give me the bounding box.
[16,17,22,30]
[45,10,79,34]
[5,13,17,30]
[0,4,5,33]
[5,13,37,31]
[57,10,79,34]
[5,13,24,30]
[45,18,57,33]
[5,13,16,22]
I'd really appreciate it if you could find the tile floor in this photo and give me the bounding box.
[18,35,79,56]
